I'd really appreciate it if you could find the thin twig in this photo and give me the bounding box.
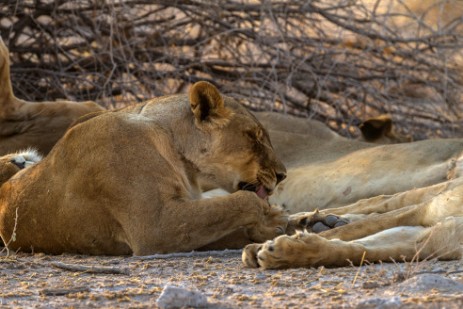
[50,261,130,275]
[40,286,90,296]
[132,249,242,261]
[0,207,19,257]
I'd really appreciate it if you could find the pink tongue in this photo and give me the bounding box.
[256,185,268,199]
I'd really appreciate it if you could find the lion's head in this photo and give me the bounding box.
[182,81,287,199]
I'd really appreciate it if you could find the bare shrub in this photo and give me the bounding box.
[1,0,462,139]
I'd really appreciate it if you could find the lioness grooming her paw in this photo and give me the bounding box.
[0,81,288,255]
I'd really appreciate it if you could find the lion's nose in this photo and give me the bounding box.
[276,172,286,184]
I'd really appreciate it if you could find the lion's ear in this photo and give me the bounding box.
[189,81,232,128]
[359,114,392,142]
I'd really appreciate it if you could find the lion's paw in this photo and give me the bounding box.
[247,204,288,243]
[264,204,289,234]
[0,149,42,184]
[253,238,287,269]
[244,236,295,269]
[243,233,331,269]
[242,234,306,269]
[287,210,350,234]
[242,243,262,268]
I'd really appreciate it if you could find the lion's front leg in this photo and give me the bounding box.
[242,226,414,269]
[131,191,287,255]
[284,193,419,235]
[243,216,463,269]
[199,204,288,251]
[242,232,361,269]
[287,200,431,242]
[286,211,355,235]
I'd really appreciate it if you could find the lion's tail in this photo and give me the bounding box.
[0,37,17,113]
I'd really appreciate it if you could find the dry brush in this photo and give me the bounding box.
[1,0,463,139]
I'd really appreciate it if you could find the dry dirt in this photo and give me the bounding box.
[1,250,463,308]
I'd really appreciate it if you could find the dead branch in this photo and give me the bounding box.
[40,286,90,296]
[51,261,130,275]
[1,0,462,139]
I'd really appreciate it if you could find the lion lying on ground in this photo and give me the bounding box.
[255,112,410,146]
[241,114,463,269]
[243,175,463,269]
[0,81,287,255]
[0,37,104,155]
[198,111,463,269]
[254,112,463,213]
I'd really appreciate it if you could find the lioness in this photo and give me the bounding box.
[0,81,287,255]
[255,112,410,145]
[243,176,463,269]
[249,112,463,213]
[0,37,104,155]
[241,114,463,269]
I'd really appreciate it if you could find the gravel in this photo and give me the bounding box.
[1,251,463,308]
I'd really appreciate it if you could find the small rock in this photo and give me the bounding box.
[255,273,267,280]
[156,285,209,309]
[385,273,463,295]
[357,296,402,309]
[362,281,381,289]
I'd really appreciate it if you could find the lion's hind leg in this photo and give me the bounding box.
[287,179,456,235]
[243,217,463,269]
[413,216,463,261]
[352,217,463,262]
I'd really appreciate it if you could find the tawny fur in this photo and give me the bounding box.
[0,149,41,185]
[243,176,463,269]
[3,37,463,267]
[257,111,463,213]
[241,114,463,269]
[0,81,287,255]
[0,37,104,155]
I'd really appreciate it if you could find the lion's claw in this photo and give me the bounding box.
[288,211,350,234]
[247,204,289,242]
[242,243,262,268]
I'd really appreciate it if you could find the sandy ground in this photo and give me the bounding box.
[1,250,463,308]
